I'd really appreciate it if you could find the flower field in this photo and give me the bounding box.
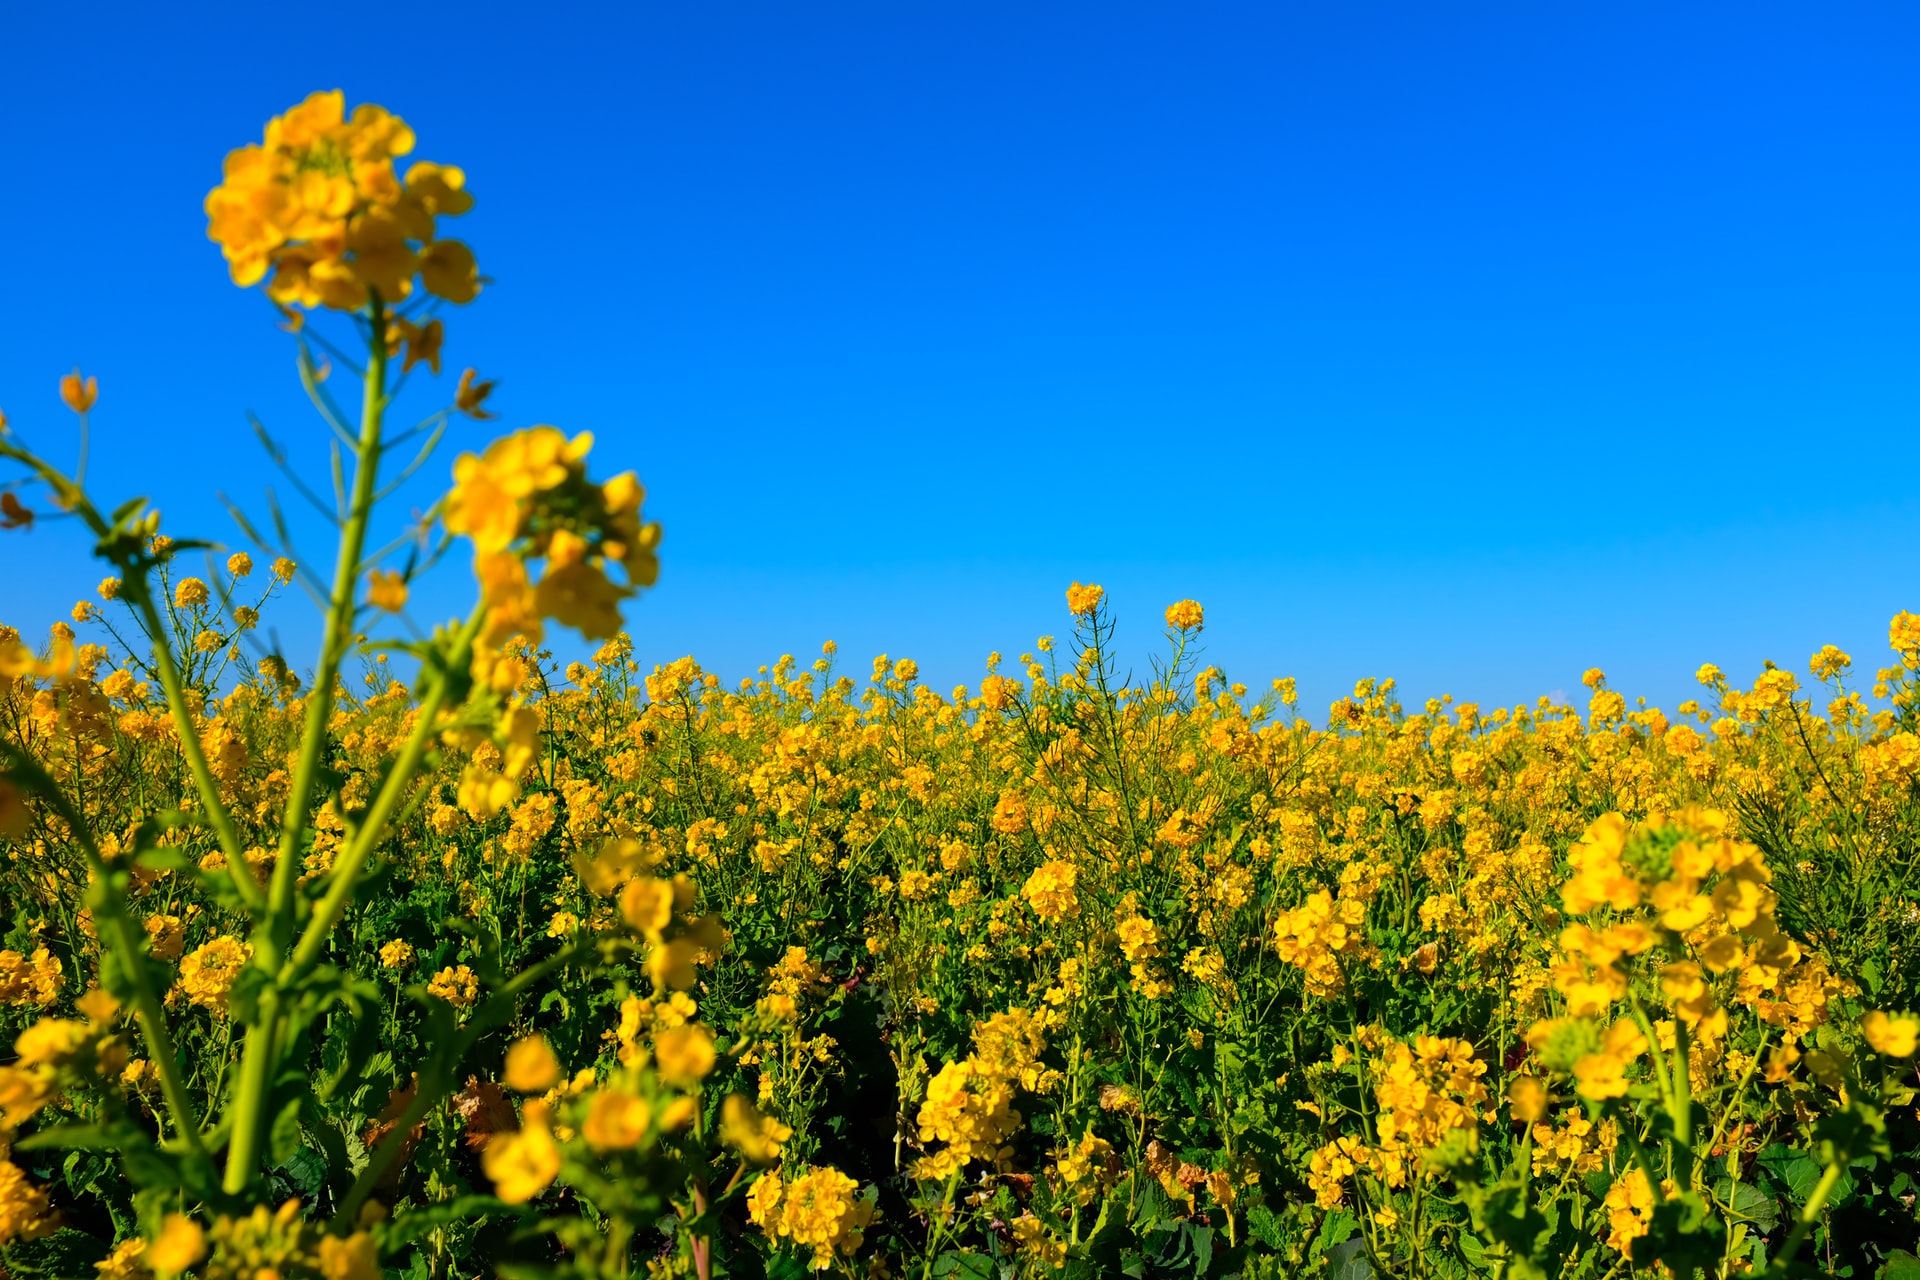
[3,92,1920,1280]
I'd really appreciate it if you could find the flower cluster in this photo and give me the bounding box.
[1271,887,1372,995]
[1535,808,1837,1103]
[747,1164,877,1270]
[1306,1033,1488,1208]
[444,427,662,654]
[911,1008,1056,1179]
[205,90,478,311]
[175,937,251,1015]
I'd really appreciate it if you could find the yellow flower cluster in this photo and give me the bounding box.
[444,427,662,656]
[188,1198,377,1280]
[1271,886,1372,996]
[1602,1167,1666,1258]
[0,1157,50,1248]
[912,1008,1055,1180]
[175,936,250,1015]
[1164,598,1204,631]
[205,90,478,311]
[1020,857,1078,922]
[0,947,62,1007]
[1862,1009,1919,1057]
[1306,1033,1488,1208]
[746,1165,876,1270]
[427,964,479,1009]
[1065,581,1104,616]
[1537,808,1837,1102]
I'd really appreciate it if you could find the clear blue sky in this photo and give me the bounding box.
[4,2,1918,715]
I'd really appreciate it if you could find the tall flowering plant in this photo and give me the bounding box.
[0,92,681,1275]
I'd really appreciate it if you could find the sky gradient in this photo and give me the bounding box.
[3,2,1918,715]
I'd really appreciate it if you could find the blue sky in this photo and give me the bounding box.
[3,2,1918,715]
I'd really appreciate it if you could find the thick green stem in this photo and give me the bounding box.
[225,299,390,1196]
[267,297,390,959]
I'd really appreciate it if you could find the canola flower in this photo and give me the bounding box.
[205,89,478,311]
[1,82,1917,1280]
[6,583,1920,1274]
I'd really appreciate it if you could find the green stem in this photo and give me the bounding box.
[267,295,390,961]
[286,607,481,982]
[226,297,390,1196]
[126,585,263,912]
[104,911,210,1155]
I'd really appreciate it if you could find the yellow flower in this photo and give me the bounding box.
[721,1094,792,1164]
[1891,611,1920,655]
[366,568,408,612]
[0,1066,52,1126]
[419,238,480,303]
[1022,859,1078,922]
[60,369,98,414]
[446,463,524,555]
[378,940,414,970]
[0,1160,50,1246]
[146,1214,207,1276]
[534,561,630,640]
[144,914,186,962]
[173,578,211,608]
[1164,599,1204,631]
[503,1034,562,1093]
[1066,581,1104,616]
[746,1165,874,1270]
[428,964,480,1008]
[95,1237,148,1280]
[316,1231,381,1280]
[175,937,251,1014]
[206,92,475,311]
[1507,1076,1548,1123]
[621,877,676,936]
[481,1102,560,1203]
[1862,1010,1919,1058]
[582,1087,652,1151]
[1809,644,1852,681]
[653,1023,717,1087]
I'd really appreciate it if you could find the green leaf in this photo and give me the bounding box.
[268,1095,305,1166]
[1881,1249,1920,1280]
[1713,1178,1781,1234]
[1327,1235,1373,1280]
[1,1227,107,1277]
[932,1251,996,1279]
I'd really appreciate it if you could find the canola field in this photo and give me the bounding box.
[2,91,1919,1280]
